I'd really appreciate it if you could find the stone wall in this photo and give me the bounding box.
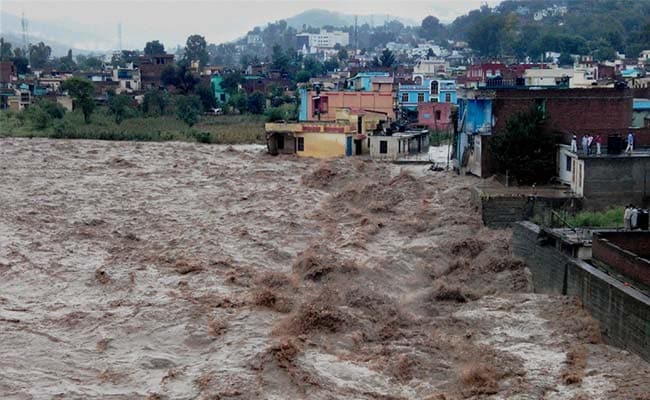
[513,222,650,362]
[582,156,650,209]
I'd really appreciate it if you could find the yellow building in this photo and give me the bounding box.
[265,108,389,159]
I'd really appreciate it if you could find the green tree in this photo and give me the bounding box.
[24,105,51,129]
[107,94,133,124]
[111,50,140,67]
[337,48,348,62]
[375,48,396,68]
[161,65,179,86]
[490,107,556,185]
[227,92,248,114]
[295,70,311,83]
[76,55,104,71]
[221,71,244,94]
[466,13,515,57]
[39,100,66,119]
[184,34,208,67]
[142,89,169,116]
[160,64,198,93]
[247,91,266,114]
[61,77,95,123]
[195,82,216,112]
[0,37,12,61]
[420,15,444,40]
[175,95,202,126]
[11,56,29,74]
[29,42,52,69]
[558,52,573,66]
[271,45,290,75]
[144,40,165,55]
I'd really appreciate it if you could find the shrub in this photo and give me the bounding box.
[25,105,51,130]
[265,107,286,122]
[39,100,66,119]
[175,95,202,127]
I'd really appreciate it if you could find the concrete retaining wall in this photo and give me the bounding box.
[513,222,650,362]
[473,189,579,228]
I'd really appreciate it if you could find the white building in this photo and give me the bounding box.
[296,30,349,54]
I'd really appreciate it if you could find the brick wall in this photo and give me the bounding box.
[592,232,650,287]
[481,88,633,177]
[492,88,633,139]
[513,222,650,362]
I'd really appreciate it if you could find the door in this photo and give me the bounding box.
[346,136,353,156]
[355,139,362,155]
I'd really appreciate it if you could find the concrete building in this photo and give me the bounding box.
[296,30,349,54]
[369,129,430,160]
[265,108,387,158]
[569,152,650,209]
[413,58,449,77]
[418,102,455,132]
[347,72,393,92]
[633,98,650,128]
[139,54,174,90]
[457,87,633,178]
[112,65,141,93]
[211,75,228,103]
[298,87,396,121]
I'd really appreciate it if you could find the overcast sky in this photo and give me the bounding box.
[2,0,502,50]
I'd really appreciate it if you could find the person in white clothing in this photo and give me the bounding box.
[570,134,578,152]
[625,132,634,154]
[624,205,633,230]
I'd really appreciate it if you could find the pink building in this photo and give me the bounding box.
[418,102,454,132]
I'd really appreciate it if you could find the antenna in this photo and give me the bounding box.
[21,12,29,59]
[117,22,123,52]
[354,15,358,52]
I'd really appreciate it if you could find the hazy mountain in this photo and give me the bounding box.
[284,9,417,29]
[1,11,114,56]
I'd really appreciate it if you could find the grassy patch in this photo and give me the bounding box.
[533,207,625,228]
[0,109,266,145]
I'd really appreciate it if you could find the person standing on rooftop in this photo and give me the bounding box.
[625,131,634,154]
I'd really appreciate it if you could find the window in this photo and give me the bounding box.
[565,155,571,172]
[417,93,425,102]
[435,110,441,120]
[297,137,305,151]
[445,93,451,103]
[486,69,492,77]
[380,140,388,154]
[431,81,438,95]
[220,94,226,102]
[401,93,409,102]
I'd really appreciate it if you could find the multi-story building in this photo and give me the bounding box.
[138,54,174,90]
[296,30,349,54]
[456,87,633,178]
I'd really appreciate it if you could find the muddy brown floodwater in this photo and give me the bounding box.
[0,138,648,400]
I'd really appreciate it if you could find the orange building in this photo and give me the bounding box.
[299,88,396,121]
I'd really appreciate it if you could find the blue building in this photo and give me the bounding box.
[347,72,390,91]
[397,78,457,111]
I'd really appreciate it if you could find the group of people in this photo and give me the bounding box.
[570,132,635,155]
[624,204,640,230]
[570,133,603,155]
